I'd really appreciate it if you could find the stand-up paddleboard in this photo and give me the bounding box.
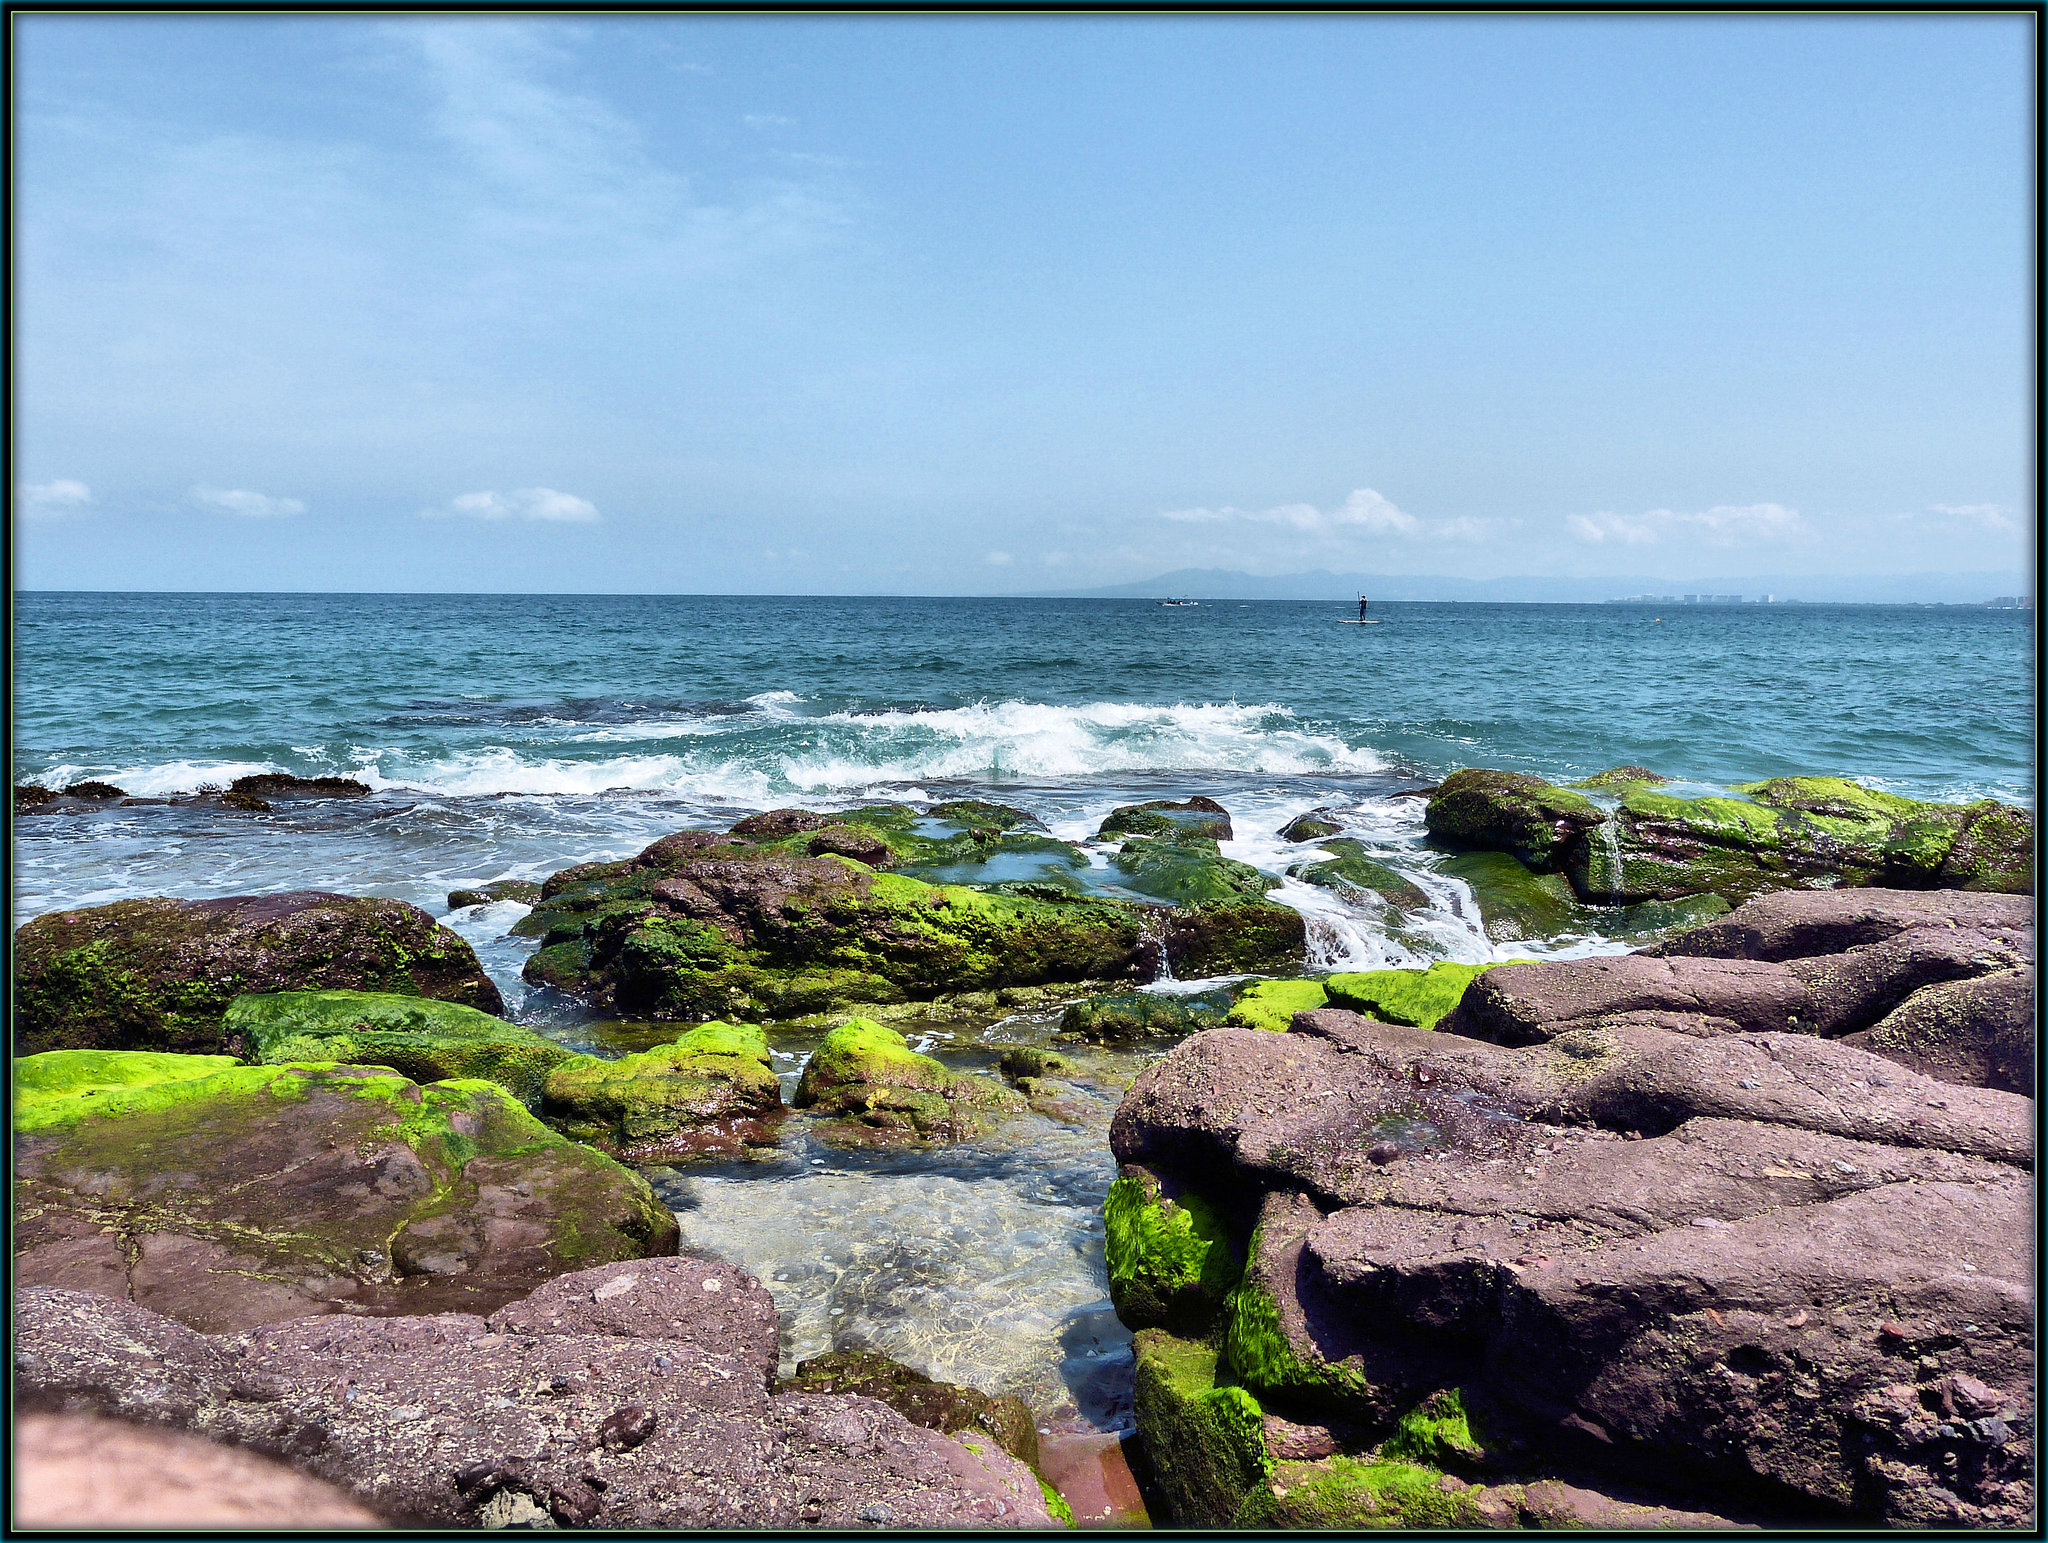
[1337,619,1380,624]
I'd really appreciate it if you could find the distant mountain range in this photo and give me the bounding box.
[1025,568,2033,606]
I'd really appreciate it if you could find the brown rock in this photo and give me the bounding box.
[14,1270,1056,1530]
[728,807,837,838]
[1437,954,1808,1043]
[807,826,895,866]
[1840,969,2034,1094]
[1647,887,2033,964]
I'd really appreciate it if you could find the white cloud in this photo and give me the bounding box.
[1928,503,2016,530]
[984,550,1014,565]
[421,487,600,523]
[16,479,92,518]
[1568,503,1806,547]
[191,486,306,518]
[1162,486,1423,535]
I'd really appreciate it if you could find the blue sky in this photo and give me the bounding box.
[13,14,2033,593]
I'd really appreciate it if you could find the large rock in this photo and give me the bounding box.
[1424,770,2033,905]
[13,892,505,1056]
[1100,796,1234,842]
[518,812,1303,1020]
[541,1021,784,1160]
[1645,887,2033,962]
[13,1258,1057,1529]
[13,1051,678,1332]
[225,990,579,1107]
[1106,902,2035,1526]
[777,1349,1041,1469]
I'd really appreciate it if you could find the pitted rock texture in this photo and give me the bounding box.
[14,891,505,1056]
[14,1260,1057,1530]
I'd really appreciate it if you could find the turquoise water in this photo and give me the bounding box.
[9,590,2034,1455]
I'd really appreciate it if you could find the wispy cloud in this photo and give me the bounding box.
[16,479,92,518]
[421,487,600,523]
[1927,502,2016,530]
[1568,503,1806,547]
[191,486,306,518]
[1159,487,1505,545]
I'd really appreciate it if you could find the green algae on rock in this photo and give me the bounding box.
[1224,979,1331,1034]
[791,1017,1021,1145]
[777,1349,1041,1469]
[1104,1166,1244,1336]
[1276,810,1345,843]
[226,989,579,1107]
[1423,769,1606,868]
[1566,765,1670,790]
[542,1020,784,1160]
[1099,796,1234,842]
[1428,767,2033,904]
[1324,960,1520,1032]
[447,878,543,909]
[1108,834,1273,906]
[518,814,1305,1020]
[13,891,505,1058]
[1286,839,1430,910]
[1131,1330,1272,1527]
[12,1051,678,1333]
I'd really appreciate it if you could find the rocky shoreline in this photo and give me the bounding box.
[10,773,2035,1527]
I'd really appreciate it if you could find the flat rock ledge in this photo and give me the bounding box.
[14,1257,1057,1530]
[1107,888,2035,1529]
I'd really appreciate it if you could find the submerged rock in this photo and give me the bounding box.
[447,878,543,909]
[14,1257,1056,1529]
[1105,890,2036,1527]
[1058,992,1225,1043]
[792,1018,1021,1145]
[13,891,506,1057]
[778,1349,1041,1469]
[1100,796,1234,842]
[542,1021,785,1160]
[1277,809,1345,843]
[13,1051,678,1332]
[226,989,578,1107]
[226,773,371,800]
[1286,839,1430,910]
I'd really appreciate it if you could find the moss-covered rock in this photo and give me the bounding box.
[1100,797,1233,842]
[1109,834,1274,906]
[12,1051,678,1333]
[1235,1454,1487,1528]
[1132,1330,1271,1527]
[1105,1167,1244,1336]
[1277,810,1345,843]
[1158,898,1310,979]
[1057,992,1225,1043]
[1431,768,2031,905]
[1436,851,1583,941]
[447,878,543,909]
[225,990,578,1107]
[777,1350,1040,1469]
[13,892,506,1058]
[1323,961,1519,1031]
[996,1046,1072,1081]
[1286,840,1430,910]
[542,1021,783,1160]
[1423,769,1606,869]
[1224,979,1332,1034]
[227,773,370,800]
[791,1018,1020,1145]
[517,828,1155,1020]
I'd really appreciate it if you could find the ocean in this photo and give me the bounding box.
[9,590,2035,1476]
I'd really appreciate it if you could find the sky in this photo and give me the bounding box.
[12,14,2035,595]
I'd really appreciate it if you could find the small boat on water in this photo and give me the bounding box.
[1158,597,1199,607]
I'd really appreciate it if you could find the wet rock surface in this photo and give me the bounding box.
[1106,889,2035,1527]
[14,891,505,1056]
[778,1349,1042,1468]
[14,1259,1056,1529]
[14,1054,678,1332]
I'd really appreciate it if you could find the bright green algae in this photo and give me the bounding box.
[791,1016,1019,1144]
[14,1048,253,1133]
[226,989,580,1107]
[1324,959,1520,1030]
[1224,979,1331,1033]
[541,1020,782,1158]
[1103,1171,1243,1334]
